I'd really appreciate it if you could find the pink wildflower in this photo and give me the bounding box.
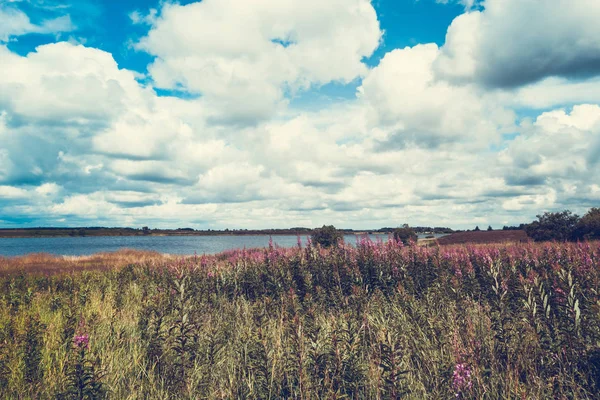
[74,334,89,349]
[452,363,473,396]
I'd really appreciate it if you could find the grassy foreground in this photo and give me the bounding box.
[1,240,600,399]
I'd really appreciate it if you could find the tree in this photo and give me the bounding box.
[474,226,480,231]
[525,210,580,242]
[393,226,418,245]
[573,208,600,240]
[311,225,343,248]
[487,225,493,231]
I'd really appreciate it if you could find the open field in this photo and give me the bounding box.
[0,249,170,277]
[1,240,600,398]
[436,230,530,245]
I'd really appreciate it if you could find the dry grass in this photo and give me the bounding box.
[0,249,169,276]
[436,229,529,245]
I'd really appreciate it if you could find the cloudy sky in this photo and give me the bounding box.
[1,0,599,230]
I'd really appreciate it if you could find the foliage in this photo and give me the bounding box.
[23,314,45,389]
[1,240,600,398]
[574,207,600,240]
[58,333,106,400]
[525,210,580,242]
[393,226,418,245]
[310,225,343,248]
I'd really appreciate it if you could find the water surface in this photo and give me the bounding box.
[0,234,445,257]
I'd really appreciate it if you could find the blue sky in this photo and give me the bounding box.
[7,1,464,68]
[6,0,465,105]
[1,0,600,229]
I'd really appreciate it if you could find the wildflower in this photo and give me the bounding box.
[452,363,473,396]
[74,334,89,350]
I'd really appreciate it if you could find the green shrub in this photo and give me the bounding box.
[393,226,417,245]
[525,210,580,241]
[311,225,343,248]
[574,207,600,240]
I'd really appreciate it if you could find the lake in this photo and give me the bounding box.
[0,234,445,257]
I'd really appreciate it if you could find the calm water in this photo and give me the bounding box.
[0,234,446,257]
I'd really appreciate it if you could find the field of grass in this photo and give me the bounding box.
[1,239,600,398]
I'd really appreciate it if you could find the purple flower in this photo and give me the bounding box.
[74,334,89,349]
[452,363,473,395]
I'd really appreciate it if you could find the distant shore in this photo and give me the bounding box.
[0,227,450,239]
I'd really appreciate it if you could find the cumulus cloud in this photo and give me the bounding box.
[499,104,600,210]
[3,1,600,229]
[435,0,600,88]
[136,0,382,123]
[358,43,515,149]
[0,6,74,42]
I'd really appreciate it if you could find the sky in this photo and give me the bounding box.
[1,0,600,230]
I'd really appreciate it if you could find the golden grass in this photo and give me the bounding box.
[0,249,169,276]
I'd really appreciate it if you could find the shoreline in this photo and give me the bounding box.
[0,233,391,239]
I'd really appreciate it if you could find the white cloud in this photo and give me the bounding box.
[435,0,479,11]
[35,182,61,197]
[358,43,515,148]
[498,77,600,110]
[0,185,29,200]
[136,0,382,122]
[0,6,74,42]
[0,43,141,124]
[435,0,600,87]
[2,2,600,229]
[499,105,600,207]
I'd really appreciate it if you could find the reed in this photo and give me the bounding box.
[1,239,599,398]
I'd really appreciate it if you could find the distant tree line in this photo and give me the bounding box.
[376,226,454,234]
[502,224,528,231]
[524,208,600,242]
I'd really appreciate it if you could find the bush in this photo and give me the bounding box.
[311,225,343,248]
[393,226,418,245]
[574,208,600,240]
[525,210,580,242]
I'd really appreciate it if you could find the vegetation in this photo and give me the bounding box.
[392,225,418,245]
[522,208,600,242]
[502,224,527,231]
[0,226,456,239]
[1,239,600,398]
[310,225,343,248]
[377,226,454,234]
[525,210,580,242]
[574,208,600,241]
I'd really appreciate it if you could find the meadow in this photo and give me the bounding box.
[1,239,600,399]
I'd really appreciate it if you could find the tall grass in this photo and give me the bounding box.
[1,239,600,398]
